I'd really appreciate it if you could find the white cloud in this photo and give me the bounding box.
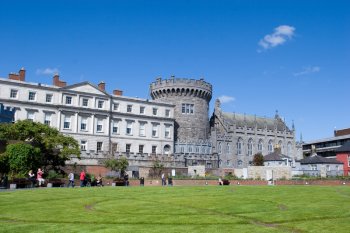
[218,95,235,104]
[258,25,295,51]
[294,66,320,76]
[36,68,59,75]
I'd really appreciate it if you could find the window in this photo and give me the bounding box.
[180,146,184,153]
[44,113,51,126]
[165,125,171,138]
[268,140,273,153]
[10,89,18,98]
[226,160,230,166]
[46,94,53,103]
[28,91,36,101]
[126,121,133,135]
[248,139,253,156]
[348,155,350,167]
[81,140,87,151]
[237,139,243,155]
[165,109,170,117]
[113,103,119,111]
[27,111,34,121]
[82,98,89,107]
[65,96,72,105]
[218,142,222,154]
[152,145,157,154]
[152,108,158,116]
[127,105,132,113]
[164,145,171,155]
[97,142,103,152]
[226,143,230,154]
[287,142,292,157]
[140,106,145,114]
[63,115,71,129]
[139,145,144,154]
[310,164,317,171]
[238,160,243,166]
[80,117,87,131]
[126,144,131,153]
[181,103,194,114]
[152,124,158,137]
[139,122,146,136]
[258,140,263,152]
[112,121,119,134]
[96,119,103,132]
[97,100,104,109]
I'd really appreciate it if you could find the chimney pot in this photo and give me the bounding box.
[113,89,123,96]
[98,81,106,91]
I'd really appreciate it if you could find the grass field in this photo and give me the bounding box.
[0,186,350,233]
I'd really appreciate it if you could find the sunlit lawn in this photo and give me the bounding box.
[0,185,350,232]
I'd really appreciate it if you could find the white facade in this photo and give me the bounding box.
[0,77,175,159]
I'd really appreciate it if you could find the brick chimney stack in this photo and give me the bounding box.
[8,68,26,81]
[113,89,123,96]
[53,73,67,87]
[98,81,106,91]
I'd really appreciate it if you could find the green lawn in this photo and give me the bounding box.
[0,186,350,232]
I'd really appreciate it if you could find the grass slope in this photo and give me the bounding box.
[0,186,350,232]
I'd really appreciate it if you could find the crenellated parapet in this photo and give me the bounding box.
[150,77,212,101]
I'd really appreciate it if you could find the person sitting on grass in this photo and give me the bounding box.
[96,175,103,187]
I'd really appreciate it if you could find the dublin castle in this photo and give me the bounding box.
[0,68,300,174]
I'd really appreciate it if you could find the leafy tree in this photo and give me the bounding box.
[0,153,9,175]
[150,159,164,178]
[252,153,264,166]
[104,157,129,177]
[6,143,40,177]
[0,120,80,175]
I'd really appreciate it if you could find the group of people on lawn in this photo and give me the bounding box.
[27,168,103,188]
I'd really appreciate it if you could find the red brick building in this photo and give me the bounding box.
[335,141,350,176]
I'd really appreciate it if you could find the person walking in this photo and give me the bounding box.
[80,170,86,187]
[68,172,75,188]
[161,173,166,186]
[37,168,45,187]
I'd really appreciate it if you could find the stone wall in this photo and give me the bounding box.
[247,166,292,180]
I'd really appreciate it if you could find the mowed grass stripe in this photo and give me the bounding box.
[0,186,349,232]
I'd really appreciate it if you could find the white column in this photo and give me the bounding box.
[75,112,79,133]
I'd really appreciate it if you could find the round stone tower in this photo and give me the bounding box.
[150,77,212,142]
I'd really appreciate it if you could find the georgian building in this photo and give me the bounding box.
[0,69,175,168]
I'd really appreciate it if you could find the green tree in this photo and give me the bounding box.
[104,157,129,177]
[6,143,41,178]
[151,159,164,178]
[252,153,264,166]
[0,120,80,175]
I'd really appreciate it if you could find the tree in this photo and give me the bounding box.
[252,153,264,166]
[6,143,40,177]
[150,159,164,178]
[104,157,129,177]
[0,120,80,175]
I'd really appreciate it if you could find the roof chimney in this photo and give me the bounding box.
[8,68,26,81]
[98,81,106,91]
[53,73,67,87]
[113,89,123,96]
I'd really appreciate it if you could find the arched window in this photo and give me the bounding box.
[248,139,253,156]
[238,160,243,166]
[218,142,222,154]
[237,138,243,155]
[226,143,230,154]
[164,145,171,155]
[287,142,292,157]
[188,145,193,153]
[268,140,273,153]
[258,139,263,152]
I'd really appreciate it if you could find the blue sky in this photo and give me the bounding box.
[1,0,349,141]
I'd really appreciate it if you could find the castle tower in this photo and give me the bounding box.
[150,77,212,142]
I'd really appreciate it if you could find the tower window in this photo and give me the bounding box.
[181,103,194,114]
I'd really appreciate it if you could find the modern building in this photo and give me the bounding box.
[302,128,350,158]
[0,68,175,172]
